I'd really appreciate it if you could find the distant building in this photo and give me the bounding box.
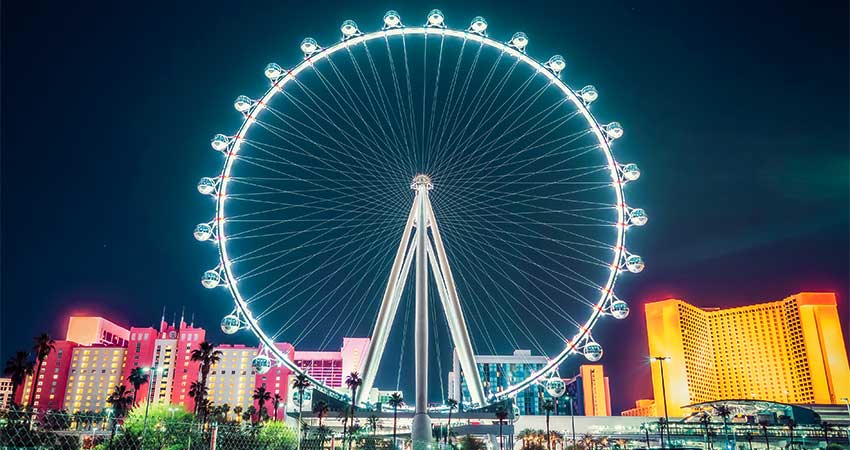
[66,316,130,347]
[18,341,78,410]
[64,345,127,412]
[448,350,580,415]
[207,345,258,414]
[643,292,850,417]
[0,378,14,410]
[621,399,656,416]
[570,365,611,416]
[121,326,158,405]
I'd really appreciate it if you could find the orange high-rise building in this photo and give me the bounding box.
[644,292,850,417]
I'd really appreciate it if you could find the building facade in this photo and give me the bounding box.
[207,345,258,414]
[64,345,127,412]
[66,316,130,347]
[644,292,850,417]
[0,378,14,410]
[19,340,78,410]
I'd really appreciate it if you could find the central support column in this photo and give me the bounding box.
[411,175,433,448]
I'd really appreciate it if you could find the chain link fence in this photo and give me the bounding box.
[0,407,400,450]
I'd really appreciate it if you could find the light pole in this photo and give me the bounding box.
[651,357,672,448]
[565,394,576,448]
[142,366,163,441]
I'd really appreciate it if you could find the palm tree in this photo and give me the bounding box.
[190,342,222,414]
[220,403,231,422]
[368,415,379,436]
[234,405,243,423]
[699,412,712,449]
[253,384,272,422]
[188,380,208,415]
[446,398,457,448]
[127,367,149,406]
[759,419,770,450]
[245,405,257,423]
[273,393,283,421]
[30,333,55,408]
[543,399,555,450]
[496,406,509,450]
[293,373,311,448]
[744,432,753,450]
[313,399,329,427]
[340,405,352,450]
[3,351,33,405]
[388,393,404,449]
[714,404,733,447]
[345,372,362,450]
[106,384,134,445]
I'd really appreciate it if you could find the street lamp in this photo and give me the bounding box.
[650,356,672,448]
[142,366,164,441]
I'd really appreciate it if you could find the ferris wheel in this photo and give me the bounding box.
[195,9,646,414]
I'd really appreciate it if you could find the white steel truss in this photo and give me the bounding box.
[357,175,486,417]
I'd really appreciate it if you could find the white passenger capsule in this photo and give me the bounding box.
[610,300,630,319]
[545,377,566,398]
[626,255,645,273]
[220,314,241,334]
[510,32,529,51]
[252,355,272,374]
[194,223,213,241]
[197,177,217,195]
[264,63,283,80]
[210,134,231,152]
[547,55,566,73]
[583,342,604,362]
[427,9,445,27]
[629,208,648,226]
[621,163,641,181]
[469,16,488,34]
[341,20,359,37]
[233,95,253,113]
[577,85,598,104]
[300,38,319,55]
[604,122,624,139]
[383,10,402,28]
[201,270,221,289]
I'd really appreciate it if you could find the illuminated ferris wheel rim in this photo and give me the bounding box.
[200,12,644,406]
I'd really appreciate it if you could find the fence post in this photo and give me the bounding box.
[210,422,218,450]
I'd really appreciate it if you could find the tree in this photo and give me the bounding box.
[3,351,33,405]
[388,393,404,449]
[543,399,555,450]
[187,381,208,416]
[253,384,272,422]
[460,435,488,450]
[106,384,134,445]
[340,405,352,450]
[245,405,257,423]
[221,403,231,422]
[189,342,222,415]
[496,406,509,450]
[234,405,244,422]
[446,398,457,448]
[127,367,149,407]
[699,412,712,449]
[273,393,283,421]
[744,432,753,450]
[313,400,329,428]
[292,373,311,448]
[30,333,55,408]
[368,415,379,435]
[345,372,362,450]
[714,404,732,447]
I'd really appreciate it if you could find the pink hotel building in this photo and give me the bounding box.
[16,315,369,417]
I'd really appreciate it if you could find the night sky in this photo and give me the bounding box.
[2,0,848,413]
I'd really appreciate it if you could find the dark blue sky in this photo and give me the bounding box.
[2,0,847,413]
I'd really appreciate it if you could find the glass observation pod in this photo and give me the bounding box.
[583,342,604,361]
[626,255,645,273]
[233,95,253,113]
[383,10,402,28]
[264,63,283,80]
[469,16,488,34]
[252,355,272,374]
[220,314,241,334]
[426,9,445,27]
[621,163,640,181]
[577,85,598,104]
[629,208,648,226]
[210,134,231,152]
[197,177,217,195]
[610,300,630,319]
[604,122,624,139]
[201,270,221,289]
[341,20,360,38]
[194,223,213,241]
[545,377,566,397]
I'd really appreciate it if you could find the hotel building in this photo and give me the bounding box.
[0,378,14,410]
[64,345,126,412]
[639,292,850,417]
[448,349,612,416]
[207,345,257,413]
[19,340,78,411]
